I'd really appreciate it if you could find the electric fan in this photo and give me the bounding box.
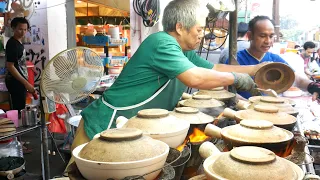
[40,47,104,112]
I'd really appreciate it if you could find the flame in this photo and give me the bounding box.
[176,128,209,152]
[217,112,224,119]
[189,128,209,143]
[176,139,188,152]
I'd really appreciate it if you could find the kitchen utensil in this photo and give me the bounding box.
[74,128,169,180]
[248,96,299,117]
[256,88,278,97]
[254,62,295,93]
[199,144,304,180]
[21,105,38,127]
[204,120,294,156]
[116,109,190,148]
[193,87,235,102]
[223,105,297,130]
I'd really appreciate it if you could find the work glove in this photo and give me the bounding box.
[307,82,320,102]
[231,72,261,96]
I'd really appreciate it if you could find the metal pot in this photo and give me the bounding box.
[199,143,304,180]
[20,105,38,127]
[223,105,297,131]
[116,109,190,148]
[204,120,294,156]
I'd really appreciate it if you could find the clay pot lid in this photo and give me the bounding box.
[235,106,296,126]
[253,105,279,113]
[211,87,224,91]
[195,89,235,101]
[170,107,214,125]
[137,109,169,118]
[260,96,285,103]
[221,120,293,144]
[79,128,168,162]
[254,62,295,93]
[99,128,142,141]
[209,146,298,180]
[175,107,199,114]
[124,108,190,134]
[180,95,224,108]
[230,146,276,163]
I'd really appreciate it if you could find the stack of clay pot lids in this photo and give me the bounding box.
[0,118,16,137]
[180,95,224,108]
[170,107,214,125]
[249,96,298,116]
[79,128,168,162]
[194,87,235,101]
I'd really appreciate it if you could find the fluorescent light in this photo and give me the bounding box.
[77,0,82,3]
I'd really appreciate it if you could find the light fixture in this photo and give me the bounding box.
[77,0,82,3]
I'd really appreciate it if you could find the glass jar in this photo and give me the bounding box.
[0,137,23,158]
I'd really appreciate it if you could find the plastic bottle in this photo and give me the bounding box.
[0,138,23,158]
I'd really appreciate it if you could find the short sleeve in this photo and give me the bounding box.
[5,40,18,63]
[152,40,196,79]
[184,51,214,69]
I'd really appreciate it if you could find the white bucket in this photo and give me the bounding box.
[108,27,120,39]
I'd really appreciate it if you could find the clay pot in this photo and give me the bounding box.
[249,96,296,107]
[116,109,190,148]
[170,107,214,125]
[254,62,295,93]
[223,105,296,131]
[204,120,294,156]
[199,144,304,180]
[179,95,225,117]
[193,87,235,102]
[248,96,299,117]
[74,128,169,180]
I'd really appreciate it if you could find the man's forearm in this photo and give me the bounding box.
[177,67,235,89]
[294,72,312,91]
[214,64,256,76]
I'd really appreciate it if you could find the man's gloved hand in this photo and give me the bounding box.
[307,82,320,101]
[231,72,261,96]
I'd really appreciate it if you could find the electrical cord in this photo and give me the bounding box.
[133,0,160,27]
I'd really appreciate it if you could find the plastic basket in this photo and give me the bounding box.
[83,36,128,46]
[103,56,128,66]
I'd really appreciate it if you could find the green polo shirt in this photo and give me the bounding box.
[81,31,214,139]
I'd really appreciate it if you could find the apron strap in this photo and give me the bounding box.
[102,80,171,129]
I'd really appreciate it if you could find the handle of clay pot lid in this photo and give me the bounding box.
[235,100,251,110]
[304,174,320,180]
[223,108,236,119]
[199,141,222,159]
[204,124,222,139]
[116,116,128,128]
[182,92,192,100]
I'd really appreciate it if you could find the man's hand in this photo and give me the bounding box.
[308,82,320,102]
[24,82,35,93]
[231,72,261,96]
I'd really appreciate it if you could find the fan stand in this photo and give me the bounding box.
[38,90,51,180]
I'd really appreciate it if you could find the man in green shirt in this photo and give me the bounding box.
[66,0,264,170]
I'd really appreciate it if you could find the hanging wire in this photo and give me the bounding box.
[133,0,160,27]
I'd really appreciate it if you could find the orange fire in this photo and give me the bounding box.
[189,128,209,143]
[176,128,209,152]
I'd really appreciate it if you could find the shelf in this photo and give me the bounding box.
[0,124,41,141]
